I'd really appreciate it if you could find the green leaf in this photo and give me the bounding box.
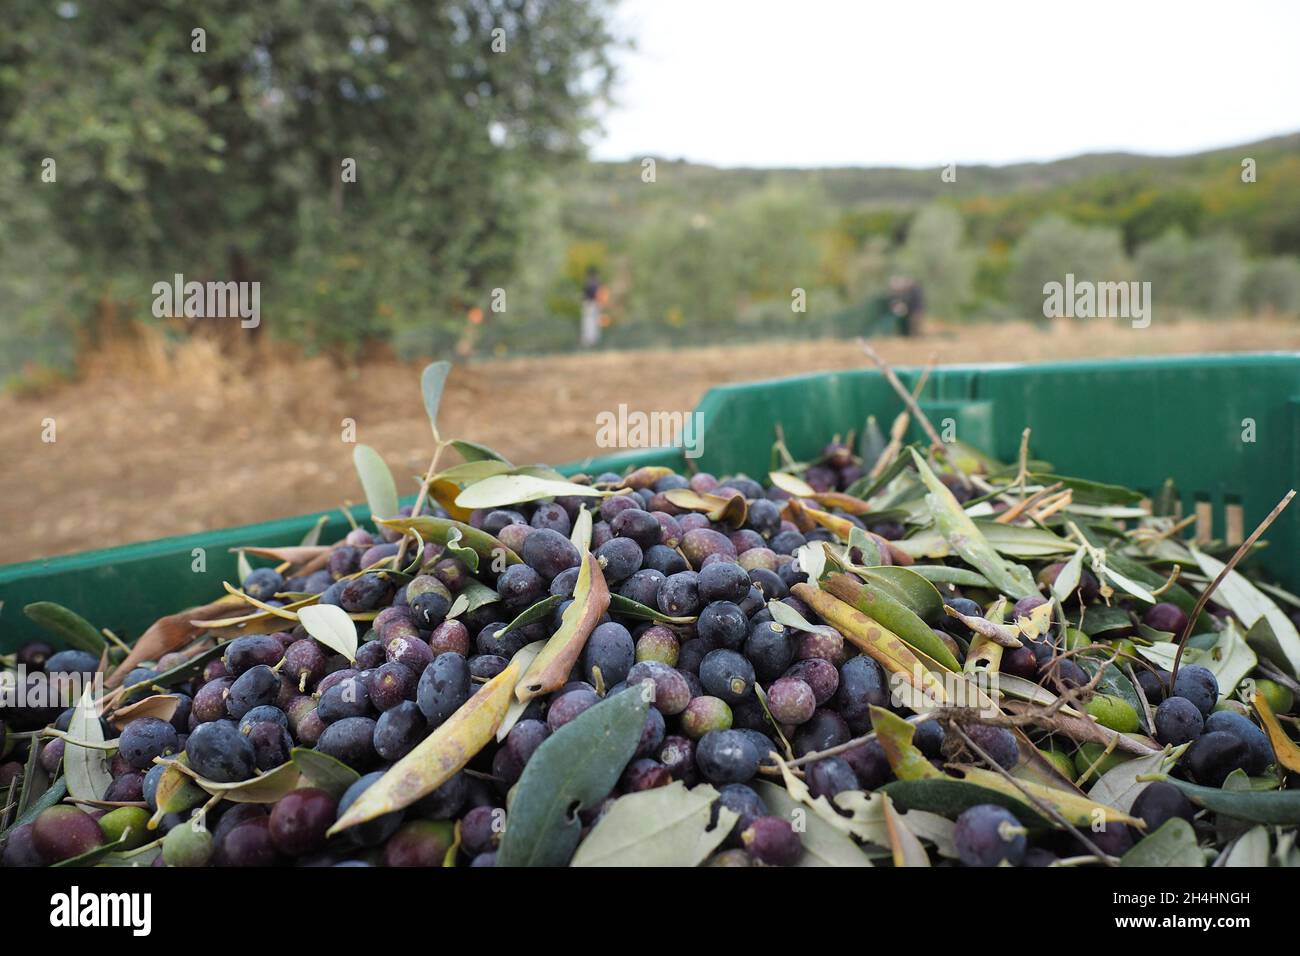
[443,525,480,573]
[190,761,302,803]
[974,520,1074,558]
[421,361,451,436]
[296,604,358,663]
[1167,778,1300,824]
[859,566,944,624]
[821,573,960,672]
[497,690,649,867]
[498,595,564,637]
[880,778,1053,831]
[22,602,107,654]
[607,593,697,625]
[52,832,132,868]
[752,780,872,867]
[65,685,113,805]
[906,565,993,588]
[455,474,610,510]
[291,748,361,798]
[450,438,510,464]
[571,506,593,553]
[1120,818,1204,867]
[353,444,400,523]
[1,778,66,839]
[1025,473,1144,506]
[570,781,734,867]
[909,450,1037,599]
[449,579,499,620]
[378,516,519,567]
[126,643,226,696]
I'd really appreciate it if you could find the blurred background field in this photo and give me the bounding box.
[1,0,1299,562]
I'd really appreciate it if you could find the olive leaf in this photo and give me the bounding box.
[766,599,839,641]
[299,515,329,547]
[906,566,992,588]
[1084,745,1185,813]
[330,643,537,833]
[663,489,748,528]
[449,579,500,620]
[751,780,872,867]
[353,444,400,524]
[881,778,1054,830]
[109,694,180,730]
[607,593,696,625]
[378,516,519,567]
[178,760,302,803]
[1051,547,1086,603]
[23,602,107,654]
[498,595,564,637]
[455,475,610,510]
[497,689,649,867]
[1162,778,1300,824]
[870,706,944,781]
[769,471,817,498]
[235,549,255,588]
[569,781,735,867]
[1191,544,1300,678]
[147,761,205,827]
[296,604,358,663]
[494,642,549,742]
[1219,826,1271,867]
[442,525,479,573]
[571,506,593,553]
[516,554,610,702]
[792,583,950,703]
[909,449,1037,599]
[421,361,451,437]
[951,766,1142,827]
[1251,693,1300,774]
[291,748,361,798]
[2,778,67,838]
[822,572,960,671]
[881,793,931,867]
[64,685,113,805]
[51,832,133,868]
[449,438,510,464]
[1120,818,1204,867]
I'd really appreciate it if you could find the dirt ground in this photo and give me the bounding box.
[2,317,1298,565]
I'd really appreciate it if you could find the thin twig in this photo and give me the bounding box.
[951,724,1120,866]
[1170,489,1295,684]
[859,340,947,456]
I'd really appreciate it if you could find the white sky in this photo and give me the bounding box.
[590,0,1300,168]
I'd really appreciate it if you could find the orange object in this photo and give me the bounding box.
[468,307,484,325]
[596,286,610,307]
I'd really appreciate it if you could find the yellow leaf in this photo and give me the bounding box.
[1252,692,1300,773]
[329,646,534,834]
[516,553,610,702]
[882,793,931,867]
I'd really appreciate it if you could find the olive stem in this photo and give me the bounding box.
[395,439,450,566]
[1169,488,1295,686]
[42,728,118,751]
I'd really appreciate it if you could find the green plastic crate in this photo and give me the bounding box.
[2,353,1297,651]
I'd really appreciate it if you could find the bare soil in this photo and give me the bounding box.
[2,318,1297,565]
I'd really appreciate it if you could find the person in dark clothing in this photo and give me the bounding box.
[888,275,925,337]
